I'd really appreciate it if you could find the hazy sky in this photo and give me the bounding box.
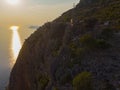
[0,0,80,67]
[0,0,80,69]
[0,0,79,30]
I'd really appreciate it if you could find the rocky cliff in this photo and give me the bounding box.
[9,0,120,90]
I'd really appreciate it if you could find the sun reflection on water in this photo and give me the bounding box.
[10,26,21,66]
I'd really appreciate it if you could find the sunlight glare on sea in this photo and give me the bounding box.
[10,26,21,66]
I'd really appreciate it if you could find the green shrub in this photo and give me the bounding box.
[80,34,97,48]
[62,15,71,22]
[52,86,59,90]
[75,48,86,57]
[69,42,84,58]
[69,42,86,63]
[38,75,49,90]
[52,50,59,57]
[80,34,111,49]
[73,71,93,90]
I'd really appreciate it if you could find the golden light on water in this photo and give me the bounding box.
[10,26,21,66]
[10,26,19,31]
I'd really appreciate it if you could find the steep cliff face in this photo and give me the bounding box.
[9,0,120,90]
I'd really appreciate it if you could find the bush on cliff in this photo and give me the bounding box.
[80,34,97,49]
[73,71,93,90]
[38,75,49,90]
[80,34,111,49]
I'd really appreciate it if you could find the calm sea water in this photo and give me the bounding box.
[0,28,34,90]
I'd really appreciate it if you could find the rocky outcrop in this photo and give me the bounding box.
[9,0,120,90]
[76,0,116,7]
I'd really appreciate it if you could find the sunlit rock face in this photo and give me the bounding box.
[9,0,120,90]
